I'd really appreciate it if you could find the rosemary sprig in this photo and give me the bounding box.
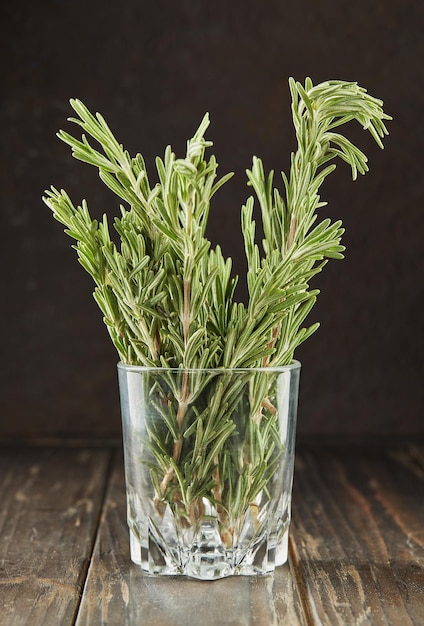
[43,78,390,534]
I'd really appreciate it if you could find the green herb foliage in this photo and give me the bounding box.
[44,78,389,370]
[43,79,390,535]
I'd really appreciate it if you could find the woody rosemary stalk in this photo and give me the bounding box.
[43,78,390,541]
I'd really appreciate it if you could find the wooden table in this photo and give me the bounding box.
[1,441,423,625]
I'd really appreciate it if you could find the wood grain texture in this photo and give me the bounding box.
[290,444,424,626]
[0,447,112,626]
[75,451,306,626]
[1,443,423,625]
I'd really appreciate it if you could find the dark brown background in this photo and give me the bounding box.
[1,0,423,439]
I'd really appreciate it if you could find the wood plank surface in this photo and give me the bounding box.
[1,443,422,625]
[290,444,424,626]
[75,451,306,626]
[0,447,112,626]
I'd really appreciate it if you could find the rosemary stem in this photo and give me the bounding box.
[45,80,390,531]
[183,278,191,347]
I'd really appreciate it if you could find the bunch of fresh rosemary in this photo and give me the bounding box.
[43,78,390,537]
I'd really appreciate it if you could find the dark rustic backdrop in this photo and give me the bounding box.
[1,0,423,439]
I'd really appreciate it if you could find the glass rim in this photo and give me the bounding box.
[117,360,301,374]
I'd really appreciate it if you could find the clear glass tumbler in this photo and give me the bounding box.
[118,362,301,580]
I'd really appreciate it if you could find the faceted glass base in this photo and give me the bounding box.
[129,513,290,580]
